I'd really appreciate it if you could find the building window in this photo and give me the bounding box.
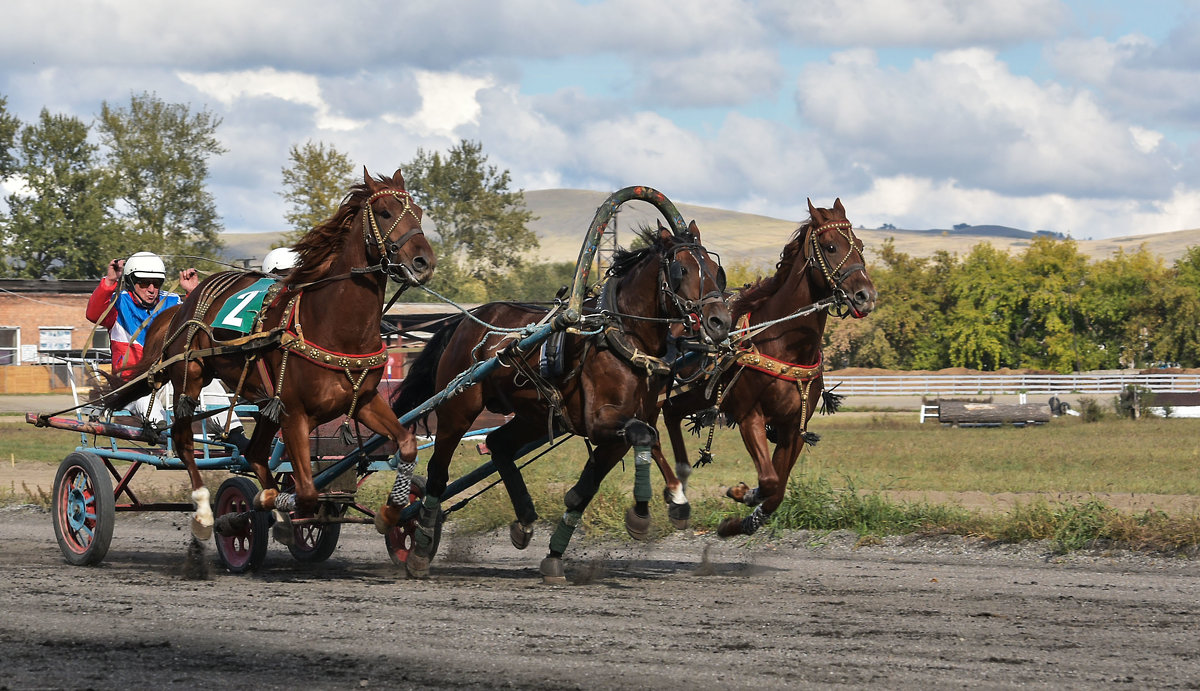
[0,326,18,365]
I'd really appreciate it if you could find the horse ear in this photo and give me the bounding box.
[363,166,372,185]
[657,220,672,243]
[807,198,818,218]
[833,197,845,215]
[687,220,701,242]
[393,167,406,188]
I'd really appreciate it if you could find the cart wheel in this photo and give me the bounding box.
[385,476,442,565]
[213,477,270,574]
[288,505,342,563]
[52,451,115,566]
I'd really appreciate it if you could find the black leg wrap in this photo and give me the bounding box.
[564,487,587,513]
[620,419,658,447]
[741,505,766,535]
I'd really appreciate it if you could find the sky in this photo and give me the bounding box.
[2,0,1200,240]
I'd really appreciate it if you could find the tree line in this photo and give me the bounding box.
[823,237,1200,372]
[0,92,549,303]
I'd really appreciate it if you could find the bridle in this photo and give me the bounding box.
[806,219,867,317]
[660,242,727,342]
[361,188,426,284]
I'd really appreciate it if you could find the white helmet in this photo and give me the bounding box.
[123,251,166,282]
[262,247,299,274]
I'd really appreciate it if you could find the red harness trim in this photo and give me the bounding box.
[734,313,823,383]
[277,292,388,371]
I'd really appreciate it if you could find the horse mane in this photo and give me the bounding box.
[284,171,403,286]
[608,225,671,279]
[730,216,815,318]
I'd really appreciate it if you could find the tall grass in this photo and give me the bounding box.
[7,412,1199,553]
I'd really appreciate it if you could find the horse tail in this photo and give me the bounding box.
[392,314,465,426]
[91,305,178,412]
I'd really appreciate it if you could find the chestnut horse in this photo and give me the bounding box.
[386,222,731,581]
[100,168,435,540]
[646,199,876,537]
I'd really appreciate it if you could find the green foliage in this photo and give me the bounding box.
[0,94,20,178]
[1,110,122,278]
[401,140,537,302]
[98,92,226,266]
[278,140,354,244]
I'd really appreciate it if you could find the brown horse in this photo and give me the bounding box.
[100,168,435,540]
[646,198,876,537]
[386,221,731,580]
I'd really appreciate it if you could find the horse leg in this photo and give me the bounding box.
[352,394,419,534]
[540,440,629,584]
[622,418,660,541]
[661,408,693,529]
[271,413,316,546]
[484,420,547,550]
[397,402,476,579]
[246,419,281,510]
[718,420,803,538]
[172,361,212,540]
[717,409,779,537]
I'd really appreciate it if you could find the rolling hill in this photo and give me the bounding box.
[220,188,1200,269]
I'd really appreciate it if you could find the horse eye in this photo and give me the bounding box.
[378,209,392,219]
[825,243,837,253]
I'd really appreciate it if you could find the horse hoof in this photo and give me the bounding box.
[539,556,566,585]
[271,509,296,546]
[405,553,431,580]
[624,506,651,541]
[668,502,691,530]
[190,516,213,541]
[510,521,535,550]
[716,516,742,538]
[374,504,400,535]
[724,482,751,503]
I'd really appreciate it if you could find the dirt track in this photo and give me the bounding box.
[1,506,1198,689]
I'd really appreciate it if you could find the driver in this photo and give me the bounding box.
[86,251,250,452]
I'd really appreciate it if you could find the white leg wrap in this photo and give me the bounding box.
[191,487,213,528]
[668,486,687,505]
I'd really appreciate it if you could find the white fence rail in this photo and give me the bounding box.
[824,373,1200,396]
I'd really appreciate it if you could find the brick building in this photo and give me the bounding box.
[0,277,464,392]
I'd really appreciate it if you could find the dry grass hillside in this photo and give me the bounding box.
[220,188,1200,270]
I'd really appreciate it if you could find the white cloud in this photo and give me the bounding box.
[638,48,783,107]
[796,48,1173,199]
[762,0,1067,47]
[178,68,361,131]
[389,71,493,139]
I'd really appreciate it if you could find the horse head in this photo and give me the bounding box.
[805,198,876,318]
[358,167,436,286]
[656,220,732,345]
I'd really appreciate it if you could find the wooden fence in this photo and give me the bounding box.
[823,373,1200,396]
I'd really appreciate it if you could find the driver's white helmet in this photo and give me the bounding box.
[262,247,299,274]
[123,251,166,282]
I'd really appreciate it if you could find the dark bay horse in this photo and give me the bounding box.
[386,221,731,580]
[646,199,876,537]
[101,168,435,539]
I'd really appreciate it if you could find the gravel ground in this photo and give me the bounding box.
[1,506,1198,690]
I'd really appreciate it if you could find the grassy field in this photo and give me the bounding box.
[4,411,1198,552]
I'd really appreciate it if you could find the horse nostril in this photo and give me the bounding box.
[412,256,429,272]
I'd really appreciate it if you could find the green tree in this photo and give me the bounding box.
[97,92,225,264]
[0,109,120,278]
[944,243,1020,370]
[0,94,20,179]
[402,140,537,301]
[279,140,354,244]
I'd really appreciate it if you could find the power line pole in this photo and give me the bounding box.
[596,209,619,278]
